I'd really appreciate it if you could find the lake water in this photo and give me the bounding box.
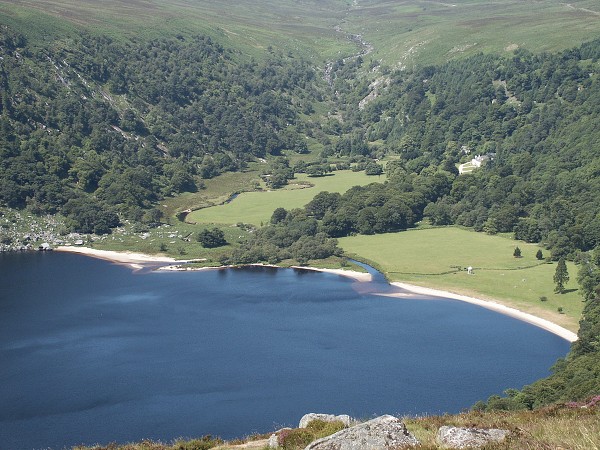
[0,252,570,449]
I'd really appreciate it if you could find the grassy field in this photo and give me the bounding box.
[187,171,383,226]
[160,169,265,219]
[339,227,584,331]
[1,0,599,66]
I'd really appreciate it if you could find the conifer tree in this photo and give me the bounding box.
[554,257,570,293]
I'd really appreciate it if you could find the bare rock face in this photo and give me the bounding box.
[304,415,419,450]
[299,413,353,429]
[437,426,510,448]
[267,433,278,448]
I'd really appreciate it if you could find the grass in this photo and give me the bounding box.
[187,171,383,226]
[404,400,600,449]
[160,168,265,219]
[339,227,584,331]
[2,0,599,66]
[88,221,251,263]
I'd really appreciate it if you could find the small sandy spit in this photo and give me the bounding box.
[55,246,188,269]
[293,266,373,282]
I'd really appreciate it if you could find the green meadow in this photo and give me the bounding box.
[187,171,383,226]
[339,227,583,331]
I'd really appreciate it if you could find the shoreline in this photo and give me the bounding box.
[54,246,372,281]
[54,246,576,342]
[388,282,578,343]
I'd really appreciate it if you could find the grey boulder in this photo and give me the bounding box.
[304,415,419,450]
[437,426,510,448]
[299,413,353,429]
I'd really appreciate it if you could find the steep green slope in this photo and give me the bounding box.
[0,0,353,60]
[348,41,600,260]
[0,28,321,232]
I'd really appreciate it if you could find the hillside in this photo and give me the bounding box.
[2,0,599,65]
[2,0,600,447]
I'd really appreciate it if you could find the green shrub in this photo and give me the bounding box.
[277,420,346,450]
[278,428,314,450]
[305,419,346,438]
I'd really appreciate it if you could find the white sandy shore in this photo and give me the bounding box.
[54,246,576,341]
[387,282,578,343]
[56,246,189,269]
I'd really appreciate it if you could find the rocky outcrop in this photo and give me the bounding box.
[437,426,510,448]
[267,433,278,448]
[304,415,419,449]
[299,413,353,429]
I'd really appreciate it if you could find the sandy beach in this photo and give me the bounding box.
[388,282,578,343]
[54,246,576,342]
[55,246,189,269]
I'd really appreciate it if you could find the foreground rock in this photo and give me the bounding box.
[299,413,353,428]
[305,415,418,449]
[437,426,510,448]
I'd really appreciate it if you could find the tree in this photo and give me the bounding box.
[576,256,600,301]
[364,161,383,176]
[554,257,570,293]
[536,249,544,260]
[513,246,522,258]
[270,207,288,224]
[197,227,227,248]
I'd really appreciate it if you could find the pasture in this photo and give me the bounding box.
[187,170,383,226]
[339,227,583,331]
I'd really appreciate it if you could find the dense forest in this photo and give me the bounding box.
[333,41,600,260]
[0,27,317,232]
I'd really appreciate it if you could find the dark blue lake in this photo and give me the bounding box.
[0,252,570,449]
